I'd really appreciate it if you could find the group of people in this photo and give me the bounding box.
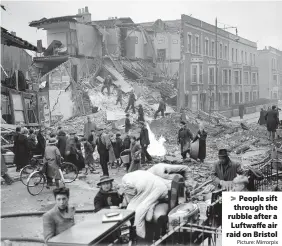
[258,105,280,141]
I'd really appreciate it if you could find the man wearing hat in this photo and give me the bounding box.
[232,175,249,192]
[94,176,123,212]
[65,132,80,171]
[154,97,166,119]
[44,138,62,188]
[177,121,193,160]
[101,75,113,96]
[96,127,110,176]
[125,113,131,134]
[211,149,245,191]
[125,90,136,114]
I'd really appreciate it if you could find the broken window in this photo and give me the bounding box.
[10,93,25,124]
[157,49,166,62]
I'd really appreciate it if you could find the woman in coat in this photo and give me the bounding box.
[44,138,62,188]
[57,130,67,159]
[192,123,207,163]
[36,129,46,157]
[265,105,279,141]
[14,128,30,171]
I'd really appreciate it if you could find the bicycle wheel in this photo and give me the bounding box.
[61,162,78,183]
[27,171,46,196]
[20,165,36,186]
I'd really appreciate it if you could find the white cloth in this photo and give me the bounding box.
[122,170,168,238]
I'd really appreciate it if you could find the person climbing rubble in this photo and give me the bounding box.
[154,97,166,119]
[178,121,193,160]
[101,75,113,96]
[138,104,145,122]
[125,90,136,114]
[115,85,123,106]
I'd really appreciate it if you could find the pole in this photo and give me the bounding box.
[215,18,218,111]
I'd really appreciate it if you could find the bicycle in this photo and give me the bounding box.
[20,155,43,186]
[26,160,78,196]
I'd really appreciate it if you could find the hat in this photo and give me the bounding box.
[97,176,114,186]
[180,121,186,125]
[218,149,228,157]
[48,138,58,145]
[233,175,249,185]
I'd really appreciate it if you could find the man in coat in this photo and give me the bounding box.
[113,133,123,166]
[115,85,123,106]
[14,128,29,172]
[125,113,131,134]
[84,116,98,140]
[101,75,113,96]
[178,121,193,160]
[265,105,279,141]
[65,132,80,170]
[13,126,21,168]
[211,149,245,191]
[154,98,166,119]
[36,128,46,157]
[96,128,110,176]
[44,138,62,188]
[57,130,67,159]
[138,121,152,164]
[125,90,136,114]
[192,122,207,163]
[138,104,145,122]
[43,187,75,243]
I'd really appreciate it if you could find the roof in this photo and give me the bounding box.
[91,17,134,28]
[29,15,82,27]
[1,27,39,51]
[139,19,181,33]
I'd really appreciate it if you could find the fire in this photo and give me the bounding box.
[146,123,167,156]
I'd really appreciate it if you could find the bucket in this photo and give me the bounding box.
[190,139,199,160]
[120,155,130,164]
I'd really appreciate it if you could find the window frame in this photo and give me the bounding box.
[187,33,192,53]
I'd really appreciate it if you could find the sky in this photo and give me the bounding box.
[1,0,282,52]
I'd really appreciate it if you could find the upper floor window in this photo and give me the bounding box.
[223,69,228,84]
[236,49,238,62]
[211,41,215,57]
[253,54,256,66]
[195,36,200,54]
[204,38,209,56]
[234,70,239,84]
[219,43,223,59]
[224,45,228,60]
[187,34,192,53]
[192,65,198,84]
[252,73,257,84]
[199,64,203,84]
[244,72,249,84]
[241,51,244,64]
[250,53,252,65]
[245,52,248,64]
[232,48,234,62]
[209,67,215,84]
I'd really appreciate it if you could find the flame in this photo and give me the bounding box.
[146,123,166,156]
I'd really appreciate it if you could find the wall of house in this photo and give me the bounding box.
[156,61,179,76]
[76,23,102,57]
[126,30,145,59]
[47,27,68,47]
[106,28,119,55]
[1,44,32,80]
[153,33,180,60]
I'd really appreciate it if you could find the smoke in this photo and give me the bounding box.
[146,123,166,156]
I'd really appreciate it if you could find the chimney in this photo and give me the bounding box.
[85,6,88,13]
[37,40,43,53]
[78,8,81,14]
[82,8,84,13]
[11,31,16,36]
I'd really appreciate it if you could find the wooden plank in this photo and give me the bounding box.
[48,209,134,246]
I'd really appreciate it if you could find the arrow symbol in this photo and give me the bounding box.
[231,196,236,201]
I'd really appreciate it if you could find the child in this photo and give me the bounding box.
[81,137,96,175]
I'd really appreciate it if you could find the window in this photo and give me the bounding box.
[272,58,276,70]
[234,71,239,84]
[229,70,232,84]
[157,49,166,62]
[232,48,234,62]
[195,36,199,54]
[187,34,192,53]
[229,92,232,106]
[199,64,203,84]
[223,70,228,84]
[158,37,165,44]
[252,73,256,84]
[219,43,223,58]
[253,54,255,66]
[192,65,198,83]
[211,41,215,57]
[273,75,278,85]
[235,92,239,104]
[10,93,25,124]
[204,39,209,56]
[224,45,228,60]
[209,67,215,84]
[236,49,238,62]
[240,92,243,103]
[223,93,228,106]
[245,52,247,64]
[253,91,256,100]
[250,92,253,101]
[244,72,249,84]
[241,51,244,63]
[250,53,252,65]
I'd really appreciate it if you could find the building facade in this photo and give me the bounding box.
[178,14,259,113]
[257,46,282,100]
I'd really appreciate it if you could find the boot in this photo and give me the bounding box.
[2,174,13,185]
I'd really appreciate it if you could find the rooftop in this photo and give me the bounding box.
[1,27,39,51]
[91,17,134,28]
[139,19,181,33]
[29,15,82,28]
